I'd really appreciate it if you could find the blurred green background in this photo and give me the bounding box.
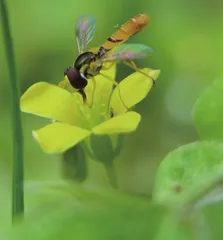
[1,0,223,231]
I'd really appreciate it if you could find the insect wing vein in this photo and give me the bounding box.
[75,15,96,53]
[100,44,153,62]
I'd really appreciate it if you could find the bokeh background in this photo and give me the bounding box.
[1,0,223,230]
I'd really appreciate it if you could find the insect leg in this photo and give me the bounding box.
[99,72,129,111]
[78,89,96,108]
[89,77,97,108]
[128,60,137,69]
[77,89,87,104]
[123,60,155,84]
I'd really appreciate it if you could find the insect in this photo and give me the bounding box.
[61,14,154,108]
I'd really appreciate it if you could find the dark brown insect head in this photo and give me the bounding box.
[64,67,87,89]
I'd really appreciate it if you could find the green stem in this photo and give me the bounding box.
[104,162,118,189]
[0,0,24,221]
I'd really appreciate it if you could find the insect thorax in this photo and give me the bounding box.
[74,52,102,78]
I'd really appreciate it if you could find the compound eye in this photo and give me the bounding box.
[63,67,87,89]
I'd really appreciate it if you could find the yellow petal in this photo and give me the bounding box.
[110,69,161,116]
[21,82,84,126]
[92,111,141,135]
[32,122,91,153]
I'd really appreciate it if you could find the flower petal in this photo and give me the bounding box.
[92,111,141,135]
[32,122,91,153]
[21,82,84,126]
[109,69,160,116]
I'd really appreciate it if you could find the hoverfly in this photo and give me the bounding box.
[61,14,154,108]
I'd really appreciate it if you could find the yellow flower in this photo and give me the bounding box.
[20,64,160,154]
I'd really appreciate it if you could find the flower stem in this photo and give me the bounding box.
[104,162,118,189]
[0,0,24,221]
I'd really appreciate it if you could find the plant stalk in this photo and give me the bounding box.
[104,162,118,189]
[0,0,24,221]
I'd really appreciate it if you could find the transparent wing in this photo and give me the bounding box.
[99,44,153,62]
[75,15,96,54]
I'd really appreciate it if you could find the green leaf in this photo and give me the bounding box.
[3,182,165,240]
[202,201,223,240]
[154,212,193,240]
[193,78,223,141]
[152,141,223,206]
[32,122,91,153]
[154,210,212,240]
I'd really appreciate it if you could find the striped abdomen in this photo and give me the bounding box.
[101,14,149,51]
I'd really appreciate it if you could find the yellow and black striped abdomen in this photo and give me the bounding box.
[101,14,149,51]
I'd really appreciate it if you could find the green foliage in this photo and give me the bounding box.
[153,141,223,206]
[1,0,223,239]
[151,75,223,239]
[193,78,223,141]
[2,182,165,240]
